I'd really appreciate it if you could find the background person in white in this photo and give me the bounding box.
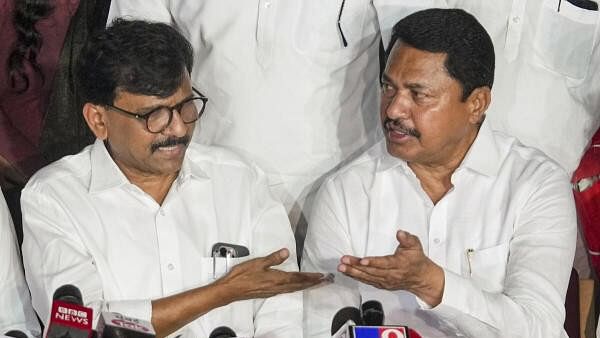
[302,9,577,337]
[0,192,40,338]
[105,0,447,235]
[21,19,324,338]
[376,0,600,175]
[107,0,600,231]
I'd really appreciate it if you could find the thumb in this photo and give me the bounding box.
[261,248,289,268]
[396,230,422,250]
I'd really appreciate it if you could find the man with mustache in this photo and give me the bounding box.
[21,19,325,337]
[302,8,576,337]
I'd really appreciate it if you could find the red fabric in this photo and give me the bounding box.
[572,127,600,276]
[0,0,79,176]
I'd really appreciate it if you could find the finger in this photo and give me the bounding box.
[286,271,326,285]
[338,263,385,285]
[396,230,423,251]
[358,255,398,269]
[340,255,362,265]
[260,248,289,268]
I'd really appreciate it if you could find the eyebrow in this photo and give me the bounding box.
[136,92,196,113]
[382,73,428,92]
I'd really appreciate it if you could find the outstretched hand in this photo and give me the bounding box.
[217,248,328,301]
[337,230,445,306]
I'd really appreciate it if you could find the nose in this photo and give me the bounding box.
[382,89,412,120]
[163,109,188,137]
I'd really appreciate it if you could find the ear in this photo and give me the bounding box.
[466,87,491,125]
[82,103,109,140]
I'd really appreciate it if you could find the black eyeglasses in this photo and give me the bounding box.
[106,88,208,133]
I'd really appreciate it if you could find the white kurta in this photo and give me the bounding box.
[22,140,302,338]
[302,122,577,337]
[0,193,40,337]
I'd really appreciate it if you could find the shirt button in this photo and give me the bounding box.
[433,238,441,244]
[265,1,271,8]
[167,263,175,271]
[159,209,166,216]
[512,16,520,23]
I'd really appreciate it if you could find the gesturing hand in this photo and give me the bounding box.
[216,248,327,302]
[338,230,445,307]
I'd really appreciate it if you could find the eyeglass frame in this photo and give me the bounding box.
[105,87,208,133]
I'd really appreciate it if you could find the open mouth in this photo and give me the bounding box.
[384,119,420,139]
[151,136,190,153]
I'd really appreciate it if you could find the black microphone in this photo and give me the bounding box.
[331,306,363,338]
[4,330,28,338]
[45,284,93,338]
[53,285,84,305]
[96,312,155,338]
[361,300,384,326]
[209,326,237,338]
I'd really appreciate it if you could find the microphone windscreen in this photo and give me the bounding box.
[361,300,384,326]
[209,326,237,338]
[52,284,83,305]
[331,307,363,335]
[4,330,28,338]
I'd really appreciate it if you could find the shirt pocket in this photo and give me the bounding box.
[464,242,510,293]
[532,0,598,80]
[293,0,374,66]
[196,256,256,336]
[201,256,254,280]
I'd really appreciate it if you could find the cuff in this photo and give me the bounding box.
[106,299,153,323]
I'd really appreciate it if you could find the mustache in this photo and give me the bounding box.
[383,118,421,139]
[150,136,191,152]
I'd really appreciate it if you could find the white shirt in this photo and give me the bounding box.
[376,0,600,175]
[0,193,40,337]
[302,122,577,337]
[21,140,302,338]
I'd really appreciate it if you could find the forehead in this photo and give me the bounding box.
[113,77,193,110]
[384,42,450,84]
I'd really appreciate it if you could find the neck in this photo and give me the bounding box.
[408,130,478,204]
[116,163,178,205]
[128,173,178,205]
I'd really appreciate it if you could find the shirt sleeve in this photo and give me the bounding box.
[20,184,151,329]
[247,165,305,338]
[107,0,172,25]
[430,169,577,337]
[301,180,362,338]
[0,193,41,337]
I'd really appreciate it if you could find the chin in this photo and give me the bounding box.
[386,141,415,162]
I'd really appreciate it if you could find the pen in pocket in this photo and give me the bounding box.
[466,248,474,276]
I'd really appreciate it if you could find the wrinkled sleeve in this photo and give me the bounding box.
[0,193,41,337]
[431,170,577,337]
[21,185,151,329]
[249,166,304,338]
[301,179,362,338]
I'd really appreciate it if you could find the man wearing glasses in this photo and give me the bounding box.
[21,19,324,338]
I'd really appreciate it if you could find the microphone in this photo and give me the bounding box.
[4,330,28,338]
[361,300,384,326]
[331,307,363,338]
[45,284,94,338]
[209,326,237,338]
[96,312,155,338]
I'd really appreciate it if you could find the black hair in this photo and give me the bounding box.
[7,0,54,93]
[386,8,495,101]
[76,18,194,106]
